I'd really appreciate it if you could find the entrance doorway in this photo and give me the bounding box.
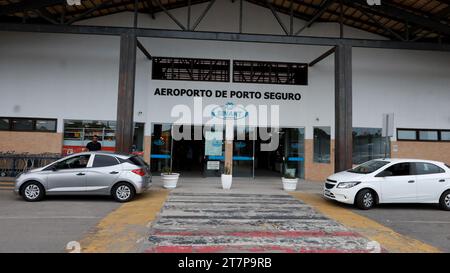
[172,126,205,176]
[255,128,305,178]
[150,123,304,178]
[150,123,225,176]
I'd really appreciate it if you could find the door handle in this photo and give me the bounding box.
[408,180,415,183]
[76,173,85,176]
[439,179,446,183]
[109,171,119,174]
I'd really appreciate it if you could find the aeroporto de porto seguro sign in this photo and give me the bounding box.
[153,88,301,101]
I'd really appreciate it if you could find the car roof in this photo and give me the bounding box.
[66,151,132,159]
[371,158,445,165]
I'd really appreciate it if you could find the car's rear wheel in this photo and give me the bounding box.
[439,190,450,211]
[21,181,45,202]
[112,182,135,203]
[355,189,376,210]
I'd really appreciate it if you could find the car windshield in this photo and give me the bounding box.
[348,160,390,174]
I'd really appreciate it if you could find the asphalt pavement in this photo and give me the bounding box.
[0,190,120,253]
[301,181,450,252]
[0,178,449,252]
[352,203,450,252]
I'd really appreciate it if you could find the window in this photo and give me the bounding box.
[233,60,308,85]
[128,155,148,168]
[353,128,390,164]
[0,119,9,130]
[382,163,413,176]
[152,57,230,82]
[397,128,450,142]
[55,155,90,170]
[419,130,438,141]
[349,160,390,174]
[92,154,119,168]
[397,130,417,140]
[441,131,450,141]
[35,119,57,132]
[0,117,57,132]
[415,163,445,175]
[314,127,331,163]
[11,118,33,131]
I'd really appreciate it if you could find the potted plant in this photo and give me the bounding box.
[221,163,232,190]
[282,169,298,191]
[161,167,180,189]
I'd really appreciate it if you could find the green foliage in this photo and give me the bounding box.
[223,163,232,175]
[283,168,296,179]
[161,167,172,174]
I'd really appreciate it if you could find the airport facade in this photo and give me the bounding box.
[1,1,450,181]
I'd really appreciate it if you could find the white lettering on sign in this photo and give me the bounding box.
[207,161,220,170]
[66,0,82,6]
[367,0,381,6]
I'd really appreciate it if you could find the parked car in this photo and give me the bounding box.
[324,159,450,210]
[14,152,152,202]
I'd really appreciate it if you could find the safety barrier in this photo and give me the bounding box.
[0,152,61,177]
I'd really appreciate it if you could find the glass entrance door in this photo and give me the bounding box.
[150,123,172,173]
[282,128,305,179]
[254,127,304,178]
[233,127,255,177]
[203,126,225,177]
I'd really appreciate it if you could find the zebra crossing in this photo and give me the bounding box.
[143,192,373,253]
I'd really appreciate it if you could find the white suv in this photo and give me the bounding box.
[324,159,450,210]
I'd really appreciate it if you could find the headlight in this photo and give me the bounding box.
[336,182,361,189]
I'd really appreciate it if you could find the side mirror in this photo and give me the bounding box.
[376,170,392,177]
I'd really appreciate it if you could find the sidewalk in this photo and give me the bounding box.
[151,176,323,194]
[0,178,14,191]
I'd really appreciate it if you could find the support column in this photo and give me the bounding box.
[224,140,233,174]
[116,32,137,153]
[334,44,353,172]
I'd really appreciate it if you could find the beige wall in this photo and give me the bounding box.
[0,131,62,154]
[391,141,450,164]
[304,139,335,182]
[143,136,151,164]
[224,140,233,173]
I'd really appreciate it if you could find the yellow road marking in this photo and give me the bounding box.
[79,189,169,253]
[0,186,14,190]
[291,192,441,253]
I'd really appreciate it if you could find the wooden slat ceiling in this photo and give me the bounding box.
[0,0,449,42]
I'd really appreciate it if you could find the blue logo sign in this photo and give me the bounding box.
[290,143,299,149]
[211,102,249,120]
[235,142,247,148]
[153,139,165,146]
[212,140,222,147]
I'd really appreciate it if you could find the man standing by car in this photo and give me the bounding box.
[86,135,102,151]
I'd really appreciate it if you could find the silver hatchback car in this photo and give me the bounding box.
[14,152,152,202]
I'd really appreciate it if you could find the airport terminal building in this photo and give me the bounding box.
[1,0,450,181]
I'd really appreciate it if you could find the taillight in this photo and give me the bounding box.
[132,168,146,176]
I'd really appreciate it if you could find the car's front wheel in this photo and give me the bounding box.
[439,190,450,211]
[21,181,45,202]
[355,189,376,210]
[112,182,135,203]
